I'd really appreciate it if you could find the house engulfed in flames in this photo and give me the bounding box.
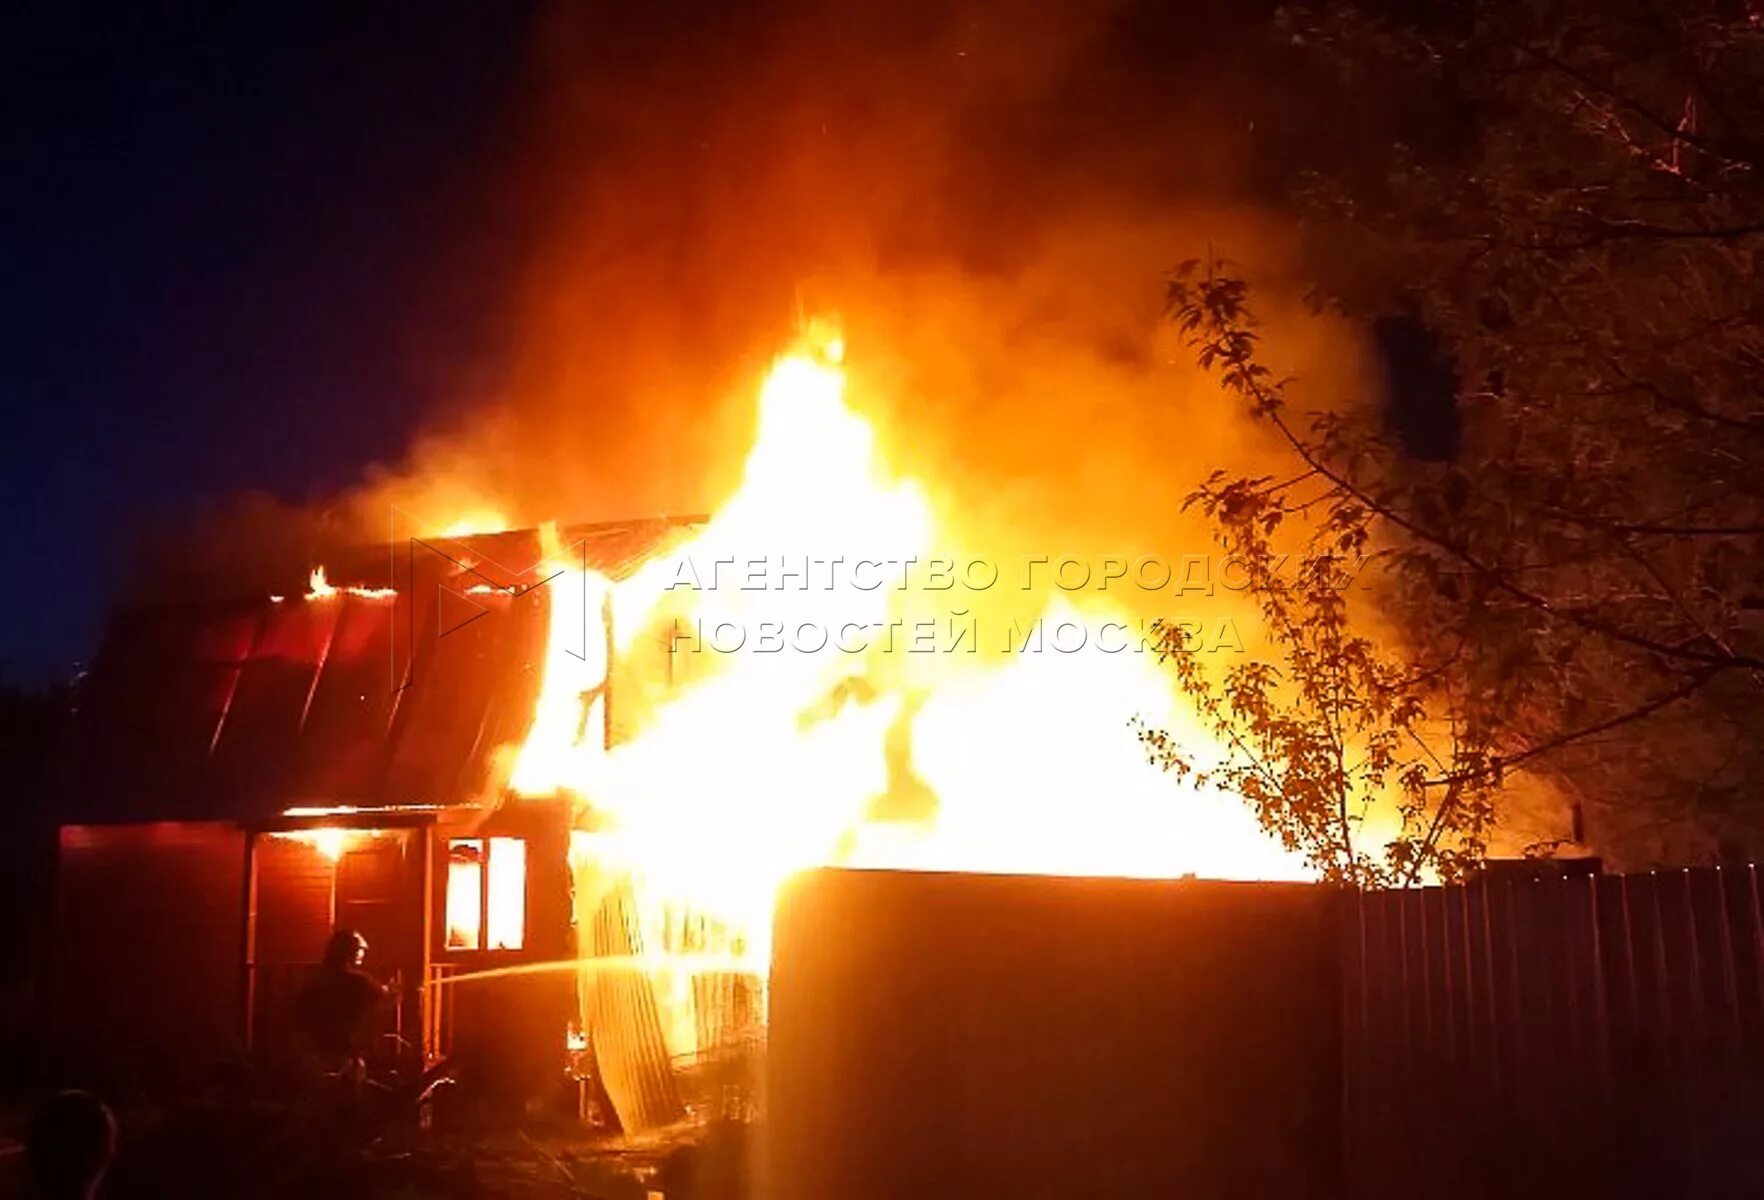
[45,330,1307,1128]
[48,517,727,1125]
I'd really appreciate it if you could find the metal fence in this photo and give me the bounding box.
[1343,866,1764,1199]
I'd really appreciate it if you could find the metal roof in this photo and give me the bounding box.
[58,518,701,823]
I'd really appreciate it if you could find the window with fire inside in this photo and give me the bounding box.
[445,836,526,951]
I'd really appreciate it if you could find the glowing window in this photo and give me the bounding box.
[486,837,526,950]
[444,837,528,952]
[445,840,483,950]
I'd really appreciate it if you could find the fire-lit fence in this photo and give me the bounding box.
[768,871,1342,1199]
[1343,866,1764,1199]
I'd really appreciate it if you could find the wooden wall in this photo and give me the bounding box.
[48,822,246,1089]
[436,799,575,1109]
[247,828,424,1058]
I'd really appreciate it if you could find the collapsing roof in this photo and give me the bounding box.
[59,518,700,825]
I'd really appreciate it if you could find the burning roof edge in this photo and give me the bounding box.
[58,514,709,826]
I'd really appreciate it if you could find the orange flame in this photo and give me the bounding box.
[304,565,396,601]
[268,827,360,862]
[438,510,510,539]
[508,323,1308,981]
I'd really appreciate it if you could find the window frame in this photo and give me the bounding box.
[443,836,527,953]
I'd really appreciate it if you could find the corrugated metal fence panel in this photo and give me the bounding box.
[1345,868,1764,1200]
[769,870,1342,1200]
[572,860,685,1134]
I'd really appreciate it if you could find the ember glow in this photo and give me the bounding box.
[504,324,1307,991]
[269,826,359,862]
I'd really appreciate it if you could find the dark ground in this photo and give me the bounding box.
[0,1096,755,1199]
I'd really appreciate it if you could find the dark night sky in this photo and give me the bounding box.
[0,2,1452,677]
[1,4,537,672]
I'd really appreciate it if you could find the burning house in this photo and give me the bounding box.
[45,517,721,1120]
[43,328,1315,1138]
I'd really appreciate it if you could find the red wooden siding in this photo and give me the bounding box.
[436,801,576,1107]
[247,829,423,1058]
[49,822,246,1088]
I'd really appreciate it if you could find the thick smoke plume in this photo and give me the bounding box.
[348,0,1368,594]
